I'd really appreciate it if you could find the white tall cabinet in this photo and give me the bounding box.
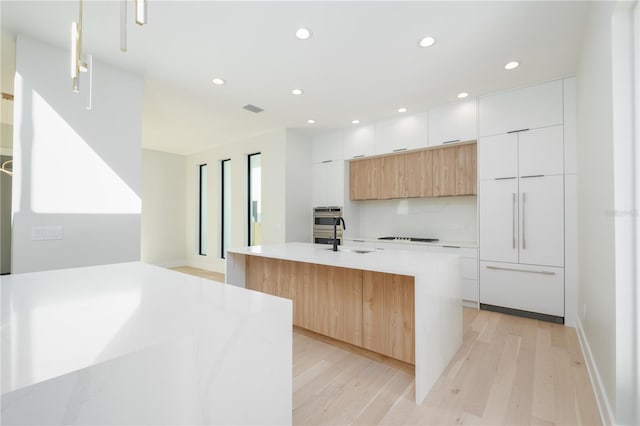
[311,132,344,207]
[478,79,571,322]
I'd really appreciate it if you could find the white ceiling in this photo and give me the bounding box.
[2,1,590,155]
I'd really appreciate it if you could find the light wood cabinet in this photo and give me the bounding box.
[381,154,407,199]
[350,141,477,200]
[406,149,433,197]
[362,271,415,364]
[455,143,477,195]
[244,255,415,364]
[432,147,456,197]
[313,265,363,346]
[349,156,381,200]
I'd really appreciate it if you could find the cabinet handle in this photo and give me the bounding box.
[486,265,555,275]
[376,247,385,250]
[522,192,526,250]
[521,174,544,179]
[393,148,407,152]
[442,139,460,144]
[352,155,365,159]
[506,128,530,134]
[321,160,332,164]
[512,193,517,249]
[353,239,365,243]
[496,177,517,180]
[442,245,461,249]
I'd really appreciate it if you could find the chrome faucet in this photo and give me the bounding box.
[333,217,346,252]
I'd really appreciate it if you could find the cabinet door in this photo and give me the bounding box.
[325,160,345,206]
[311,162,327,207]
[478,80,563,137]
[312,131,344,163]
[480,261,564,317]
[291,261,315,330]
[406,150,433,197]
[478,133,518,180]
[381,154,407,199]
[433,147,456,196]
[362,271,415,364]
[455,143,477,195]
[245,255,278,295]
[518,175,564,267]
[518,126,564,177]
[344,124,376,159]
[313,265,363,346]
[428,99,477,146]
[479,179,519,263]
[349,157,381,200]
[375,113,428,155]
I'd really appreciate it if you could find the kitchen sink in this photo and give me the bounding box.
[324,247,373,254]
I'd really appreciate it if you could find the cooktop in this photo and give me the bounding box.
[378,236,440,243]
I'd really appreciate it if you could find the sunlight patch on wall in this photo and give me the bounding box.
[29,90,140,214]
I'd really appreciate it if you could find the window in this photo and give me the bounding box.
[248,153,262,246]
[198,164,207,256]
[220,159,231,259]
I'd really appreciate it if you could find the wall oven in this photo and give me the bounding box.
[313,207,343,245]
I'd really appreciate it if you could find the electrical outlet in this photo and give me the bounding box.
[583,304,587,321]
[32,226,63,241]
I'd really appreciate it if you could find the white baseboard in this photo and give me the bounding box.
[576,317,616,426]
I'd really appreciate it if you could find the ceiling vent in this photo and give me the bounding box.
[243,104,264,113]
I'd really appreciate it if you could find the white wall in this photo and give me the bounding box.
[141,149,186,267]
[284,129,312,243]
[355,196,477,242]
[185,129,288,273]
[12,36,142,273]
[575,2,617,423]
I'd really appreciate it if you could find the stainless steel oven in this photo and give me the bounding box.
[313,206,343,245]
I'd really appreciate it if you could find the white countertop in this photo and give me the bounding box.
[343,236,478,249]
[228,242,460,277]
[1,262,292,425]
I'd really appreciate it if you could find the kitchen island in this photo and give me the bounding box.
[1,262,292,425]
[226,242,462,404]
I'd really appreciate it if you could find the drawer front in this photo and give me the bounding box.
[463,278,478,302]
[479,261,564,316]
[429,246,477,258]
[462,258,478,279]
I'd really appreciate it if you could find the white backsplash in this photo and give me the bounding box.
[356,196,477,242]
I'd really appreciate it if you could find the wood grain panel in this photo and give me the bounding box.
[433,147,457,196]
[290,261,314,330]
[455,143,477,195]
[349,157,382,200]
[313,265,363,346]
[406,149,433,197]
[362,271,415,364]
[245,255,278,294]
[381,154,407,199]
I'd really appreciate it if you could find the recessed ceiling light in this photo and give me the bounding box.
[457,92,469,99]
[352,119,360,124]
[307,119,316,124]
[295,27,312,40]
[398,107,408,113]
[291,89,304,95]
[212,77,225,85]
[418,36,436,48]
[504,61,520,70]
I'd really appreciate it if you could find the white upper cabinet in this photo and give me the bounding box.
[311,160,344,207]
[518,126,564,177]
[312,131,344,164]
[563,77,577,175]
[479,80,563,137]
[343,124,376,159]
[428,99,477,146]
[375,112,428,155]
[478,133,518,179]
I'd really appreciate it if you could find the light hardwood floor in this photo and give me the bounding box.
[170,265,225,282]
[172,266,601,425]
